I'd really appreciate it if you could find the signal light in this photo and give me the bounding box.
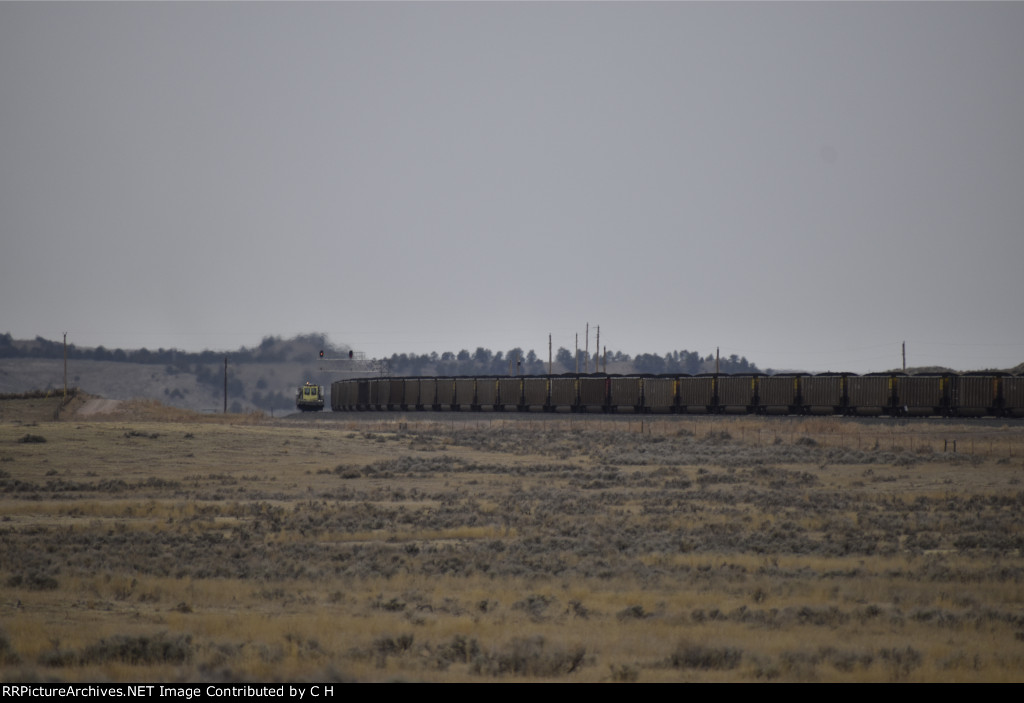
[319,350,324,358]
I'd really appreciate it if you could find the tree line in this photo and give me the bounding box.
[383,347,762,376]
[1,333,764,376]
[0,333,337,365]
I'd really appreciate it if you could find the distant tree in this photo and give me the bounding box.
[681,351,701,374]
[633,353,662,374]
[256,336,285,362]
[490,351,510,375]
[407,357,426,376]
[194,364,218,388]
[0,334,16,358]
[473,347,492,366]
[555,347,572,370]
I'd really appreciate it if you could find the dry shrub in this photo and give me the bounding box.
[38,633,193,668]
[471,636,586,677]
[80,633,193,666]
[0,630,20,666]
[671,640,742,670]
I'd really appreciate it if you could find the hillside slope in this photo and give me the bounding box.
[0,359,327,414]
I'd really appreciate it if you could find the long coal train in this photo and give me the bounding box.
[330,373,1024,417]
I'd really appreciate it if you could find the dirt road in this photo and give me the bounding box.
[75,398,123,416]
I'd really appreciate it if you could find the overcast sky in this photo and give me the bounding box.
[2,2,1022,373]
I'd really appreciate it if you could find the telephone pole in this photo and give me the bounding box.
[585,323,589,374]
[63,332,68,402]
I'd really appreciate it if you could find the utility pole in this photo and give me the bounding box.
[716,347,720,375]
[585,323,589,374]
[63,332,68,402]
[902,341,906,371]
[575,333,579,374]
[595,326,600,373]
[223,357,228,414]
[548,334,552,375]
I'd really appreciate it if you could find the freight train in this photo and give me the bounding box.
[329,373,1024,417]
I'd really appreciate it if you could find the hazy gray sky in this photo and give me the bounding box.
[2,2,1022,373]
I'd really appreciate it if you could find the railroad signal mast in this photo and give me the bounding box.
[319,349,389,377]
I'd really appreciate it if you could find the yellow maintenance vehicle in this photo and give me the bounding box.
[295,382,324,412]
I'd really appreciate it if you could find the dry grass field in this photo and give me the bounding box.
[2,397,1023,682]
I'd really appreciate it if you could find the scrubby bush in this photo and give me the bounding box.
[670,641,742,670]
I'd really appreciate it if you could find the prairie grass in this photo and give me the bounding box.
[1,408,1022,681]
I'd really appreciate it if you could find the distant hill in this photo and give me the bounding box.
[0,331,345,365]
[0,333,346,413]
[0,357,323,415]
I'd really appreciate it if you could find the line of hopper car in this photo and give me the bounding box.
[330,373,1024,417]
